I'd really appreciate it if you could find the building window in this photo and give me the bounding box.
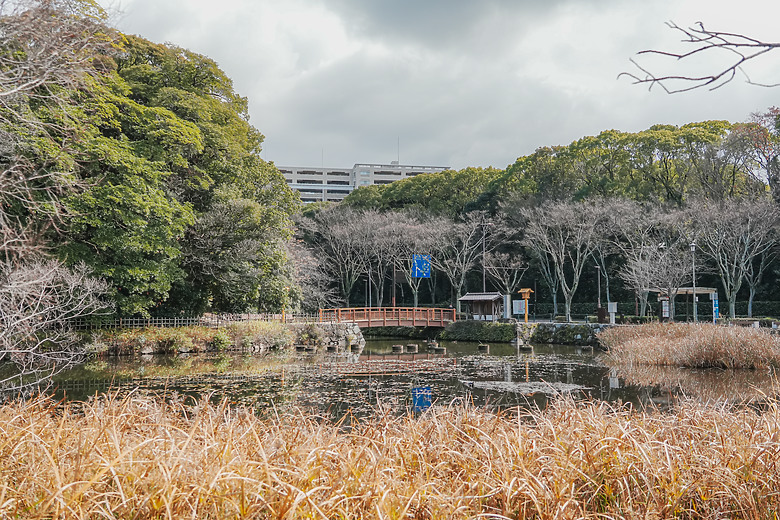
[327,180,350,185]
[360,180,370,185]
[298,179,323,184]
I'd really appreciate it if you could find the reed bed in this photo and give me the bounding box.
[599,322,780,368]
[4,394,780,518]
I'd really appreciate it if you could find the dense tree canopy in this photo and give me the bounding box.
[3,8,299,317]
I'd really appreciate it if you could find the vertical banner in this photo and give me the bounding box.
[412,254,431,278]
[712,294,719,323]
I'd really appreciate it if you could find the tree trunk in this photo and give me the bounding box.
[639,291,649,317]
[748,286,756,318]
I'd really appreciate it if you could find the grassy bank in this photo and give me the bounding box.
[599,322,780,368]
[4,395,780,518]
[88,321,297,355]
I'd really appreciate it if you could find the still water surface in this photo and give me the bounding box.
[51,339,778,417]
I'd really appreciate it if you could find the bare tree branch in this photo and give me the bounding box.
[621,22,780,93]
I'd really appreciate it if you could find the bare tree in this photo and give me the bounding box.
[484,251,528,296]
[482,219,528,296]
[360,210,402,307]
[621,238,692,321]
[521,201,600,322]
[431,212,488,313]
[298,207,369,305]
[618,243,661,317]
[0,1,114,389]
[0,261,108,391]
[622,22,780,93]
[745,249,775,318]
[499,196,561,316]
[691,197,779,318]
[603,199,668,316]
[287,238,341,313]
[388,212,443,308]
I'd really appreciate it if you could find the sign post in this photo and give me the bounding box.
[517,288,534,323]
[607,302,617,324]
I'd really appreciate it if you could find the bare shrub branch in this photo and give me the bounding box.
[621,21,780,93]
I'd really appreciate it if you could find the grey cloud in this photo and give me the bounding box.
[324,0,620,50]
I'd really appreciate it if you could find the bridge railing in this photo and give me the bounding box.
[70,313,328,330]
[319,307,456,326]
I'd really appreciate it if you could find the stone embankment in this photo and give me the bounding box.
[290,321,366,352]
[516,322,613,347]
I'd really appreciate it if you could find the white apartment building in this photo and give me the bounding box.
[278,162,449,203]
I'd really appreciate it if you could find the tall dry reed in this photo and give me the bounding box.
[3,394,780,518]
[599,322,780,368]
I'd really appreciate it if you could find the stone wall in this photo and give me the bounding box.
[517,322,614,347]
[290,321,366,352]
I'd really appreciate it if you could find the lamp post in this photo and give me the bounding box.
[690,241,697,323]
[482,222,494,292]
[282,286,290,323]
[595,265,602,309]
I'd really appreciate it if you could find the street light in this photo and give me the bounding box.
[482,222,494,292]
[282,286,290,323]
[595,265,602,309]
[690,241,697,322]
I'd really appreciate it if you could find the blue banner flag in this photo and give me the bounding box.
[411,386,432,413]
[412,254,431,278]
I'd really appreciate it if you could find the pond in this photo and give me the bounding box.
[48,338,780,417]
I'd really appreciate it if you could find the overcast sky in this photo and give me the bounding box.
[104,0,780,170]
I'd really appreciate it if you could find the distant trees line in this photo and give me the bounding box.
[301,111,780,321]
[300,197,779,322]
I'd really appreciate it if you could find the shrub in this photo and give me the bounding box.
[440,321,515,342]
[208,330,232,351]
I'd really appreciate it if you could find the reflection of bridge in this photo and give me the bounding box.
[319,307,456,328]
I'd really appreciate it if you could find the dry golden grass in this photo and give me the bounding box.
[599,322,780,368]
[3,394,780,518]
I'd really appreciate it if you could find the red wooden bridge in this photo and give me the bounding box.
[319,307,456,327]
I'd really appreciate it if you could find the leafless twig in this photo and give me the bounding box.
[621,21,780,93]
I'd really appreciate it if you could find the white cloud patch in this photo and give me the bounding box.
[107,0,780,170]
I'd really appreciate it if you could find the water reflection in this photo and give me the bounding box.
[605,362,780,404]
[38,338,780,417]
